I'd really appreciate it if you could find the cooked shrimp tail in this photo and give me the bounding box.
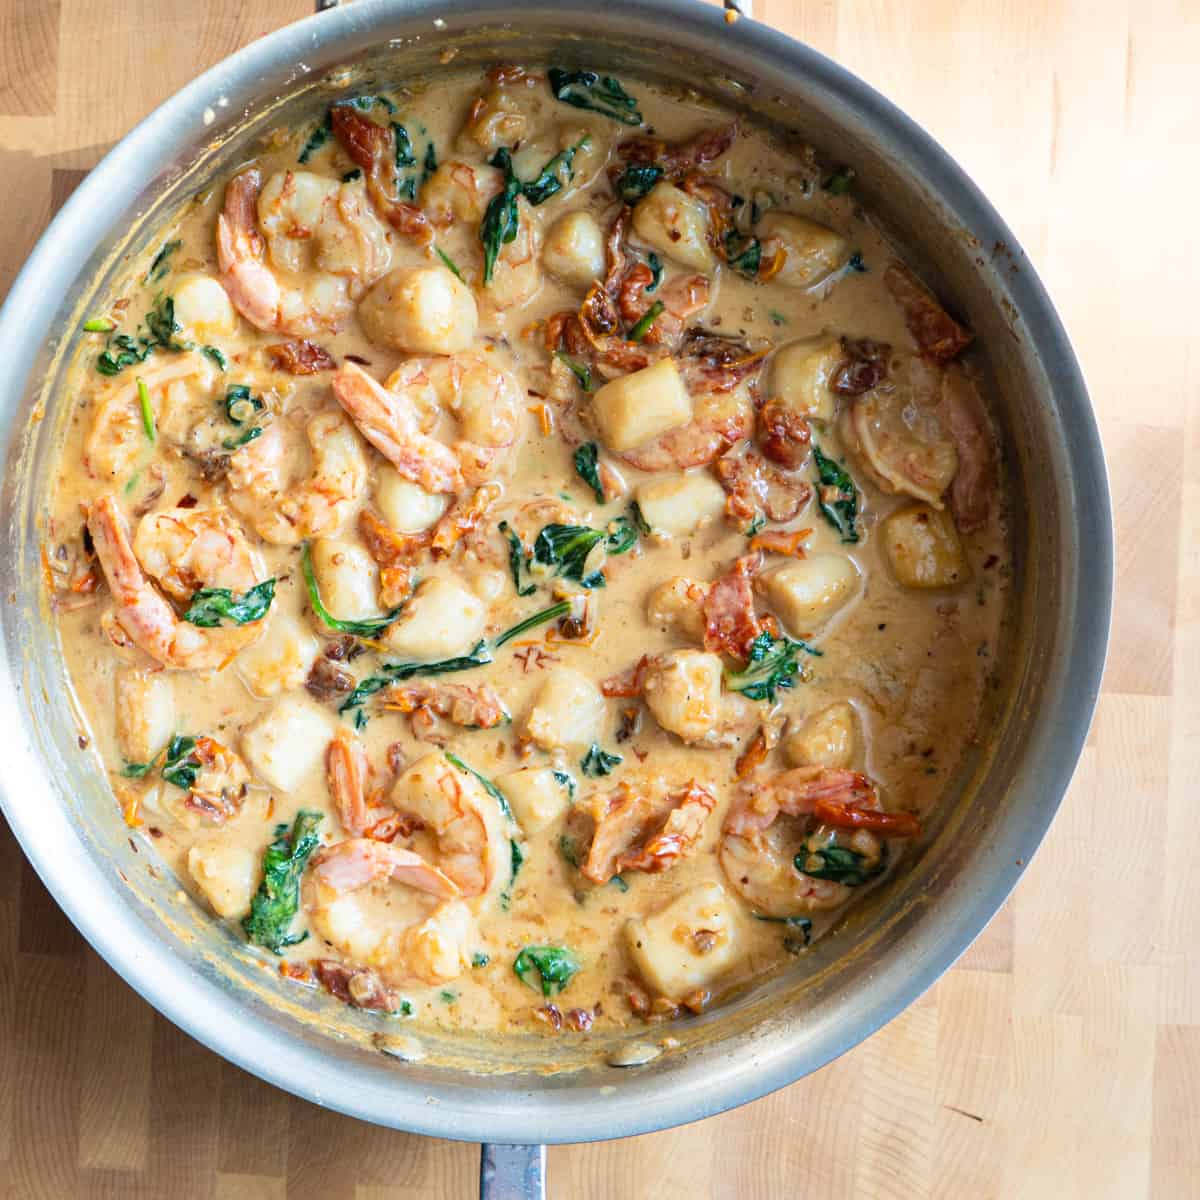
[87,496,266,671]
[311,838,461,899]
[332,361,464,494]
[326,729,372,837]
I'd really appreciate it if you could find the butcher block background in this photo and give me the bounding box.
[1,0,1197,1196]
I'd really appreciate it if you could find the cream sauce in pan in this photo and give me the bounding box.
[47,66,1009,1035]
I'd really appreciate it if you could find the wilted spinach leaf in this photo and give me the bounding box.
[242,811,324,953]
[184,579,276,628]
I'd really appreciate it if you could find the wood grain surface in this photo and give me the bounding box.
[1,1,1197,1196]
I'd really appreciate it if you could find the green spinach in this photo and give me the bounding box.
[493,601,572,648]
[822,166,855,195]
[224,383,263,425]
[547,69,641,126]
[628,299,664,342]
[531,518,637,588]
[646,252,663,291]
[160,735,203,791]
[723,231,763,278]
[724,631,822,702]
[794,842,884,887]
[752,912,813,954]
[392,121,416,168]
[615,163,662,202]
[95,295,191,376]
[498,521,536,596]
[521,135,591,205]
[338,640,497,719]
[242,811,324,953]
[143,295,193,352]
[811,443,860,544]
[581,744,622,777]
[184,579,276,628]
[573,442,605,503]
[298,113,333,163]
[146,239,181,284]
[301,543,405,637]
[554,351,593,392]
[513,944,582,996]
[481,139,590,283]
[480,150,524,284]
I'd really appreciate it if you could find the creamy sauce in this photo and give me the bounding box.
[46,66,1010,1036]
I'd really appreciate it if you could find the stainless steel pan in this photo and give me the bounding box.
[0,2,1112,1196]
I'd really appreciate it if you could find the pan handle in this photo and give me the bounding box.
[480,1143,547,1200]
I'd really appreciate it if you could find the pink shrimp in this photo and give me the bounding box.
[86,496,267,670]
[720,767,919,916]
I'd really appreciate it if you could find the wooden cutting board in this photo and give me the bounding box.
[1,1,1196,1195]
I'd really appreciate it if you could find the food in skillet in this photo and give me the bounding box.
[48,65,1008,1032]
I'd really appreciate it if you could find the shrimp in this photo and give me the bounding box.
[332,356,522,494]
[482,197,544,313]
[615,384,754,472]
[841,355,959,509]
[617,267,711,346]
[87,496,269,670]
[641,650,757,748]
[226,409,369,544]
[132,505,267,602]
[85,356,215,482]
[458,65,540,154]
[216,168,390,336]
[578,779,716,883]
[938,366,995,532]
[389,752,512,902]
[715,442,812,526]
[420,160,503,227]
[326,728,374,836]
[719,766,919,916]
[603,649,756,747]
[304,838,475,987]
